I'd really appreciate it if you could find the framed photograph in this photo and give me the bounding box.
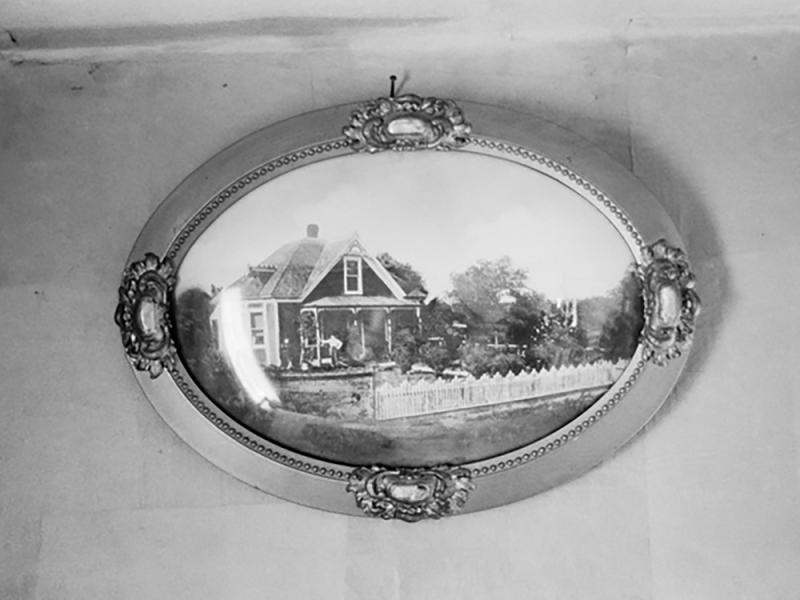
[115,88,699,521]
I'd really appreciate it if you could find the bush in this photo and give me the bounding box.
[417,342,453,373]
[391,328,418,373]
[458,344,525,377]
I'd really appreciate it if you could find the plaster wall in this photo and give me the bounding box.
[1,12,799,600]
[3,0,800,30]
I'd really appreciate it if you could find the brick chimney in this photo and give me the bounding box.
[306,224,319,238]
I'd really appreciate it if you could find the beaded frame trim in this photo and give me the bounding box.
[154,135,651,481]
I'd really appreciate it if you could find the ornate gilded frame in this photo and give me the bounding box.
[116,89,699,520]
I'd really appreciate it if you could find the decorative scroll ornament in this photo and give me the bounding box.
[638,240,701,366]
[114,253,177,378]
[347,465,475,522]
[343,93,471,153]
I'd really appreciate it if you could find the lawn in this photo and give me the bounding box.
[225,385,607,466]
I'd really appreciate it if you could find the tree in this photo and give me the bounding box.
[174,287,215,372]
[388,300,467,374]
[503,290,549,348]
[598,269,644,361]
[378,252,427,295]
[173,287,244,409]
[378,254,469,373]
[420,298,467,354]
[447,257,592,372]
[576,294,618,348]
[449,256,528,339]
[525,306,588,368]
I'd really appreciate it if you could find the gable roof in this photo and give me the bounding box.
[260,237,325,298]
[229,229,407,302]
[297,236,351,298]
[298,234,407,301]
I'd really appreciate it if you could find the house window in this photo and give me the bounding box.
[249,311,265,346]
[344,257,363,294]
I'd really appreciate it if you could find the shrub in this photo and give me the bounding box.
[417,342,453,373]
[391,328,418,373]
[458,344,525,377]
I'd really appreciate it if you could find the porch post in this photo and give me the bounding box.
[358,310,366,359]
[385,308,392,354]
[299,308,307,364]
[313,307,321,363]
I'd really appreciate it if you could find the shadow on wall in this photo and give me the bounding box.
[635,131,728,430]
[506,101,728,433]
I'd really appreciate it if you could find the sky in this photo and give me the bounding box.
[177,151,634,300]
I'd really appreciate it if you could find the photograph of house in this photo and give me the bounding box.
[180,230,641,430]
[171,150,644,463]
[209,224,423,371]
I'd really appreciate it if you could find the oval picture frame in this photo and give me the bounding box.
[115,90,699,521]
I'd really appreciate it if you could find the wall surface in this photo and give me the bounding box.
[1,6,799,600]
[3,0,800,31]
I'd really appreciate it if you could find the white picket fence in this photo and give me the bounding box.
[374,360,627,420]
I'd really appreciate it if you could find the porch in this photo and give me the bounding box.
[298,296,420,368]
